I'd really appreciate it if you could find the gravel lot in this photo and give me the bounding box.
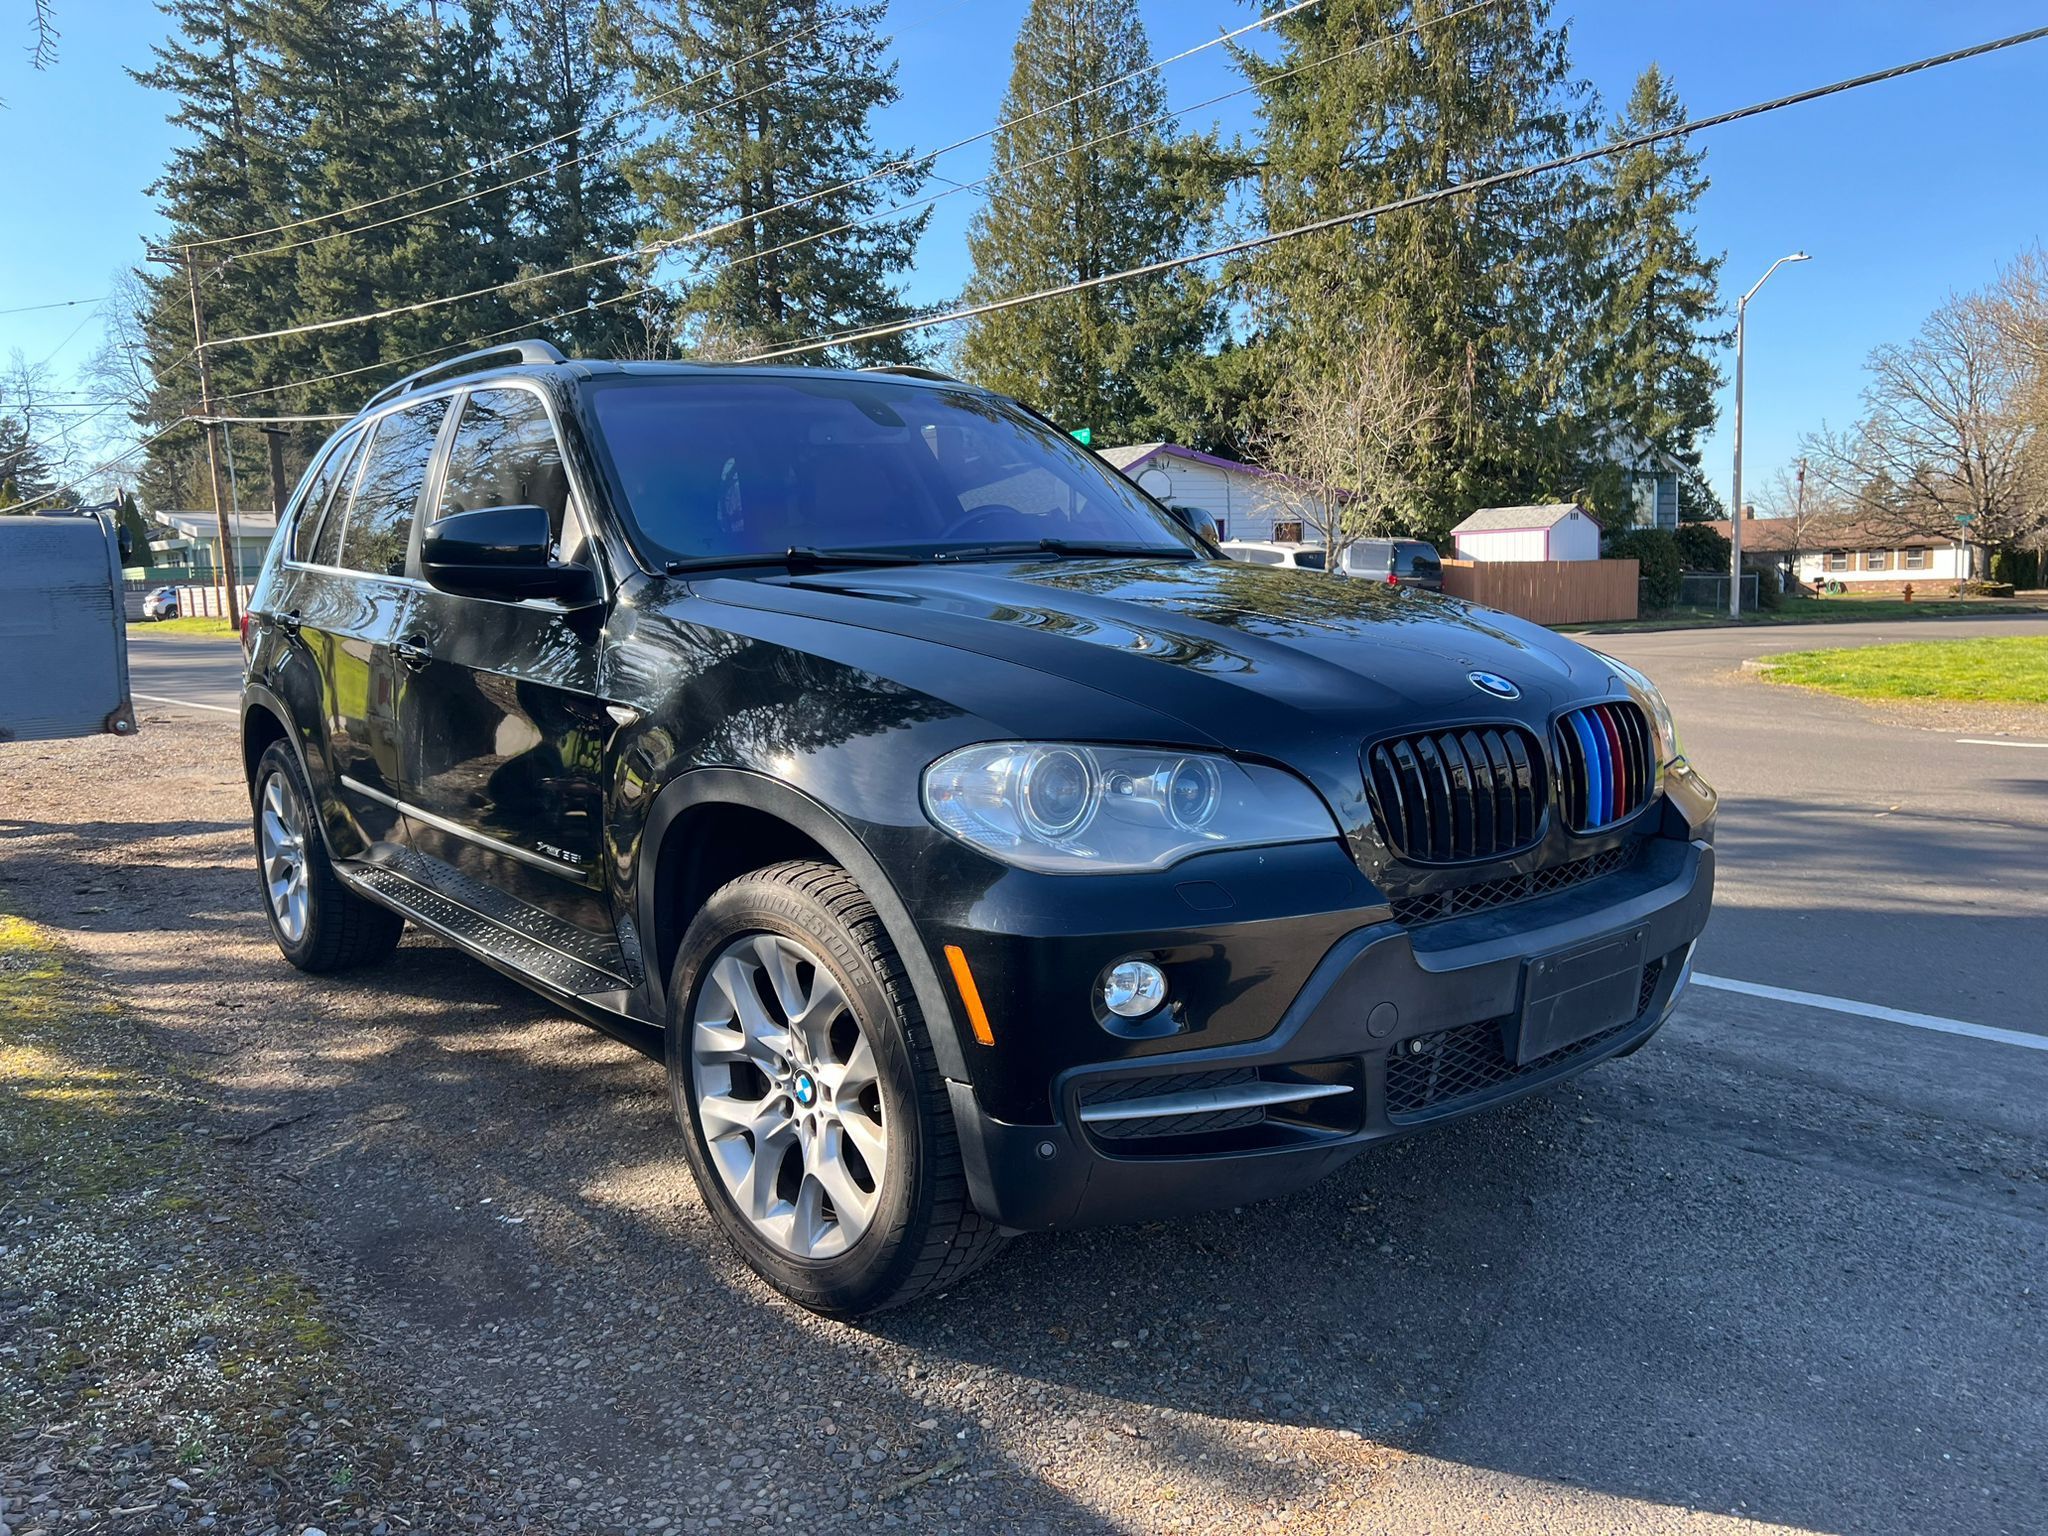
[3,704,2044,1535]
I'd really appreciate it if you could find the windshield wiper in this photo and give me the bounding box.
[935,538,1198,562]
[663,546,930,576]
[783,545,932,569]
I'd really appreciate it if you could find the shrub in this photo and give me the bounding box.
[1673,521,1732,573]
[1744,559,1784,610]
[1991,549,2040,589]
[1605,528,1682,610]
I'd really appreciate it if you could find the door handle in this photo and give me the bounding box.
[393,636,432,671]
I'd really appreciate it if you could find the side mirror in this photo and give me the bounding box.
[1164,502,1222,551]
[421,504,594,604]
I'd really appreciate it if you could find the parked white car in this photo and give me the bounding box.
[1219,539,1327,571]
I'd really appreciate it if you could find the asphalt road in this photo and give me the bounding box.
[126,625,246,715]
[60,612,2045,1534]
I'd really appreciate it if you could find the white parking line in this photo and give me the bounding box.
[1694,973,2048,1052]
[1956,738,2048,750]
[133,692,237,716]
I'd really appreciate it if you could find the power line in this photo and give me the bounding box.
[0,294,105,317]
[0,419,189,517]
[689,0,1510,315]
[199,0,1325,353]
[737,22,2048,363]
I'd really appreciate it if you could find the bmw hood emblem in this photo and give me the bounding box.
[1468,670,1521,700]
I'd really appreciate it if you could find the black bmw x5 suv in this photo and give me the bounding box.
[240,340,1716,1315]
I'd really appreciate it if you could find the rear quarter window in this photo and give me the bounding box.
[288,429,362,564]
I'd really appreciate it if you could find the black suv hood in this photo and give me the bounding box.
[690,558,1623,750]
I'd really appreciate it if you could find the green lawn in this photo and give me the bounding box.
[1564,597,2045,634]
[1754,636,2048,705]
[130,614,238,638]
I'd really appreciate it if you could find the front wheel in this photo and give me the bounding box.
[667,861,1004,1315]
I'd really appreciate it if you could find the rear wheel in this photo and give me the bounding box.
[667,861,1004,1315]
[251,739,403,972]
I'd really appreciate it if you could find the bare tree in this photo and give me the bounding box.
[1254,325,1438,572]
[1801,285,2036,550]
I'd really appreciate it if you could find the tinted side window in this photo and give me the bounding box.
[290,430,361,563]
[440,388,571,545]
[336,399,448,576]
[309,433,365,569]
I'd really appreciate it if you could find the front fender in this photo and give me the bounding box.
[634,766,973,1086]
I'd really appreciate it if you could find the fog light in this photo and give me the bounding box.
[1101,959,1167,1018]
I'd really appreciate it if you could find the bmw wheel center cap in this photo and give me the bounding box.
[794,1073,817,1107]
[1468,670,1521,700]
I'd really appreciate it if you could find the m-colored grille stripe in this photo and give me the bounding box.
[1555,701,1655,832]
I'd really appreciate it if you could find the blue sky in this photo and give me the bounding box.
[3,0,2045,505]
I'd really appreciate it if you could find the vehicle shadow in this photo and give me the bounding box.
[3,787,2042,1532]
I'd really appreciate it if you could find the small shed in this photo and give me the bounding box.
[1450,503,1600,563]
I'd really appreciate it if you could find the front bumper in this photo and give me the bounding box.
[950,835,1713,1231]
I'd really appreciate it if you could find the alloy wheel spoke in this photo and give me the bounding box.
[838,1109,886,1172]
[810,1125,879,1242]
[710,955,795,1072]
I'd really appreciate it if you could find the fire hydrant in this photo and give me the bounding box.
[1903,583,1915,602]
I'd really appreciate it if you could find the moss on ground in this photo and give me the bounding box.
[0,914,395,1525]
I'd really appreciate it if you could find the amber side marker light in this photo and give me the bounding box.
[943,944,996,1047]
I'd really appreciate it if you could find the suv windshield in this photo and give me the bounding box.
[586,374,1197,564]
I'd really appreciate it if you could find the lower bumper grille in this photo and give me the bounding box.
[1388,841,1639,926]
[1384,956,1668,1121]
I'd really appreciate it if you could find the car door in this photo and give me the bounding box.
[294,396,450,858]
[395,383,615,938]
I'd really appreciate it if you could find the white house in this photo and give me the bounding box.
[1705,517,1983,590]
[1449,504,1602,562]
[1098,442,1337,545]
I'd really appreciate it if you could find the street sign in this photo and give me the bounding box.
[1954,512,1977,525]
[1070,427,1092,446]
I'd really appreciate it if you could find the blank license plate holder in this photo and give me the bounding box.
[1513,926,1649,1066]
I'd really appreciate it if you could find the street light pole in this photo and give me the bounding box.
[1729,251,1810,619]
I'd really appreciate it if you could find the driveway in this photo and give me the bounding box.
[3,617,2042,1534]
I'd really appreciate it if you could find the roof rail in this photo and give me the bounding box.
[363,340,568,410]
[857,364,961,384]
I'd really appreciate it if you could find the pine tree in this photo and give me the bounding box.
[1576,66,1726,505]
[129,0,284,509]
[956,0,1222,443]
[500,0,647,356]
[1242,0,1595,528]
[606,0,930,362]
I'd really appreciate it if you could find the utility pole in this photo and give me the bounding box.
[150,247,241,630]
[1730,251,1811,619]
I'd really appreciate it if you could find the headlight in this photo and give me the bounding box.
[1593,652,1681,763]
[923,742,1339,874]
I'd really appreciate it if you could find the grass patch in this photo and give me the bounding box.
[129,614,238,638]
[1753,636,2048,704]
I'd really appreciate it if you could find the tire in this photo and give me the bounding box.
[666,860,1005,1316]
[250,739,404,973]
